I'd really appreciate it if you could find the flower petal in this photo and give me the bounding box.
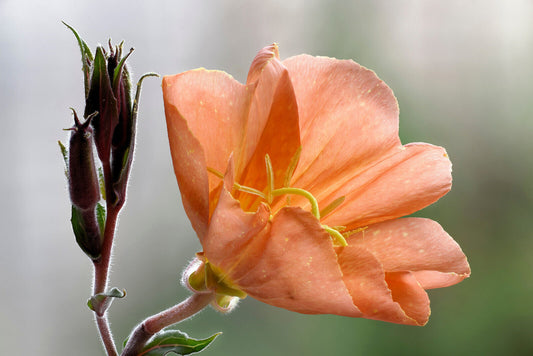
[347,218,470,289]
[213,205,362,316]
[321,143,452,229]
[236,45,301,210]
[282,55,401,197]
[202,157,271,270]
[338,245,430,325]
[163,88,207,237]
[163,70,252,190]
[385,271,431,325]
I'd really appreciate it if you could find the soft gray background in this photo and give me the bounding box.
[1,0,532,355]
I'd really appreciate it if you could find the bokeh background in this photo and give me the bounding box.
[1,0,532,355]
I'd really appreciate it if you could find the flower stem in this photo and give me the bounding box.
[96,314,119,356]
[121,292,215,356]
[92,167,121,355]
[93,203,118,295]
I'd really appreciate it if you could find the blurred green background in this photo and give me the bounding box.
[1,0,532,355]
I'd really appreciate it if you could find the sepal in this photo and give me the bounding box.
[184,255,247,299]
[212,294,240,313]
[58,140,68,177]
[111,72,159,206]
[62,22,93,98]
[71,205,102,260]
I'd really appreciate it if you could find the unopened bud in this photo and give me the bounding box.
[67,109,103,259]
[68,109,100,210]
[85,45,119,166]
[65,22,156,213]
[83,40,156,206]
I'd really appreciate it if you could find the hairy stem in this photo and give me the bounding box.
[122,292,215,356]
[93,203,119,295]
[92,162,121,355]
[96,315,119,356]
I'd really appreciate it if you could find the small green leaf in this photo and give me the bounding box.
[139,330,221,356]
[96,202,106,234]
[98,167,106,201]
[71,205,101,260]
[132,73,159,123]
[112,47,134,93]
[58,140,68,177]
[62,22,93,98]
[87,287,126,316]
[71,205,88,250]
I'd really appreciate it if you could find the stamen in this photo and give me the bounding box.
[207,167,224,179]
[272,187,320,219]
[319,196,346,218]
[322,225,348,246]
[283,146,302,188]
[265,154,274,204]
[234,183,267,200]
[207,166,267,200]
[342,226,368,238]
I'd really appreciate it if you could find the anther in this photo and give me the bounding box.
[342,226,368,238]
[207,167,224,179]
[283,146,302,188]
[319,196,346,218]
[234,183,267,200]
[265,154,274,204]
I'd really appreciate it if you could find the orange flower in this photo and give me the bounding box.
[162,44,470,326]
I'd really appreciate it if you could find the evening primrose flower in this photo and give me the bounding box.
[162,44,470,325]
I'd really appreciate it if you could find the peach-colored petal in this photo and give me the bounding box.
[163,83,209,238]
[210,205,362,316]
[246,44,281,84]
[338,245,429,325]
[320,143,452,229]
[385,271,431,325]
[347,218,470,289]
[236,45,301,210]
[202,157,271,269]
[163,70,252,198]
[282,55,401,196]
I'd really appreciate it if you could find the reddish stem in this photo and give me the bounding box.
[93,204,119,295]
[121,292,215,356]
[96,315,119,356]
[92,162,121,355]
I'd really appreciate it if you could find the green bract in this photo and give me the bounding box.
[133,330,220,356]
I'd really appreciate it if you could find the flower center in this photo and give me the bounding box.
[208,152,366,247]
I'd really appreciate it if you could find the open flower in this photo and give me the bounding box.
[162,44,470,325]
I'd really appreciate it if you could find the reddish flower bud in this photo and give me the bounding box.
[84,45,119,166]
[76,32,156,206]
[64,23,156,244]
[67,109,103,259]
[68,109,100,210]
